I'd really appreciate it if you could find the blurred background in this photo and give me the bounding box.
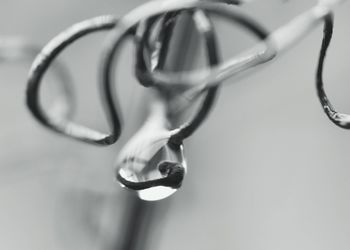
[0,0,350,250]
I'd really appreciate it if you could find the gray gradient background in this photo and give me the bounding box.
[0,0,350,250]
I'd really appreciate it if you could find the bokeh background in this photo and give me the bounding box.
[0,0,350,250]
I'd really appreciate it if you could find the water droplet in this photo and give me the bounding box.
[117,141,187,201]
[115,100,187,201]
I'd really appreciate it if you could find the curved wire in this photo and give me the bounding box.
[134,3,262,143]
[132,2,275,91]
[135,12,180,86]
[26,0,271,147]
[152,12,181,71]
[170,9,270,143]
[168,10,221,143]
[316,14,350,128]
[117,159,186,191]
[134,10,222,144]
[114,11,214,192]
[137,0,347,90]
[115,95,187,194]
[110,2,270,191]
[26,16,119,146]
[115,10,221,192]
[0,37,74,121]
[115,8,223,191]
[99,0,272,145]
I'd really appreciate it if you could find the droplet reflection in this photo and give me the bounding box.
[117,142,187,201]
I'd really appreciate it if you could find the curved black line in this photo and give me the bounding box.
[117,162,185,190]
[316,14,350,129]
[26,16,120,145]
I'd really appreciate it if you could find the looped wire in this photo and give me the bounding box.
[100,0,272,144]
[26,0,272,146]
[115,10,222,192]
[25,0,274,194]
[135,9,223,144]
[26,16,118,145]
[24,0,350,194]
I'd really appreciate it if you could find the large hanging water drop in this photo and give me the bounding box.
[115,101,187,201]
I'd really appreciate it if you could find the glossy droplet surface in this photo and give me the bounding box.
[117,142,187,201]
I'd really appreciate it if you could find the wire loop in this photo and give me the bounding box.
[25,0,349,196]
[26,0,269,146]
[26,16,118,145]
